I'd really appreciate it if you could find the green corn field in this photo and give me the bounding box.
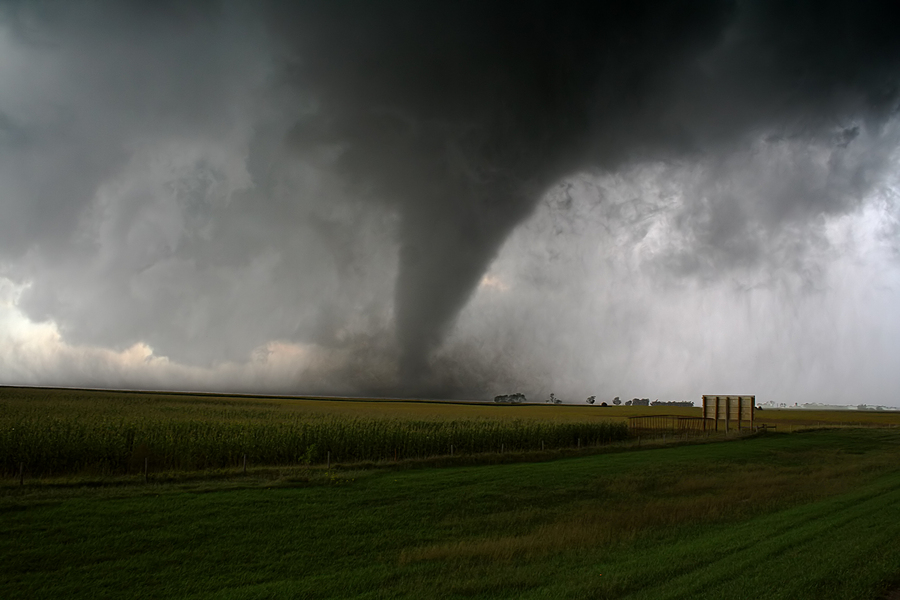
[0,389,629,477]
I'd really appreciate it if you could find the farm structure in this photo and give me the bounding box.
[702,395,755,432]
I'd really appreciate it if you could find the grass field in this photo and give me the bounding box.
[2,428,899,599]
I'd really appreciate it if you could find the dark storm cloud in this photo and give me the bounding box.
[1,0,899,397]
[271,1,737,382]
[267,0,900,389]
[0,0,261,256]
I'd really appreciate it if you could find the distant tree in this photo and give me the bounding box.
[549,393,561,405]
[600,402,608,407]
[586,395,596,405]
[495,393,526,404]
[613,397,621,406]
[625,400,632,406]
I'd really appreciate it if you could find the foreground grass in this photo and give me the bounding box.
[2,429,899,599]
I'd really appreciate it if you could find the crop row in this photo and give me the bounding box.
[0,416,629,476]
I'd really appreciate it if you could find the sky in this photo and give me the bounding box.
[1,0,899,405]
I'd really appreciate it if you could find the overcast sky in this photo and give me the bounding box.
[1,1,899,405]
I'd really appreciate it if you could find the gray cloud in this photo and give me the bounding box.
[1,1,899,400]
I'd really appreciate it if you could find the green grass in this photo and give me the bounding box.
[2,429,899,599]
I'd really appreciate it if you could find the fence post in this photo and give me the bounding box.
[144,457,149,483]
[541,440,544,451]
[243,454,247,474]
[577,438,581,448]
[327,451,330,469]
[450,445,454,456]
[19,462,24,486]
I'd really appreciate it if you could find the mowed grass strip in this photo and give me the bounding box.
[1,429,899,599]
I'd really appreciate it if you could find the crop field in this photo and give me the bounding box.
[0,387,630,479]
[3,386,899,482]
[0,386,700,421]
[6,386,897,423]
[1,427,899,599]
[753,407,900,428]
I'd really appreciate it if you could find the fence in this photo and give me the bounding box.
[627,415,712,435]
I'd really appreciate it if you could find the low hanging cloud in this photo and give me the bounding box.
[1,1,899,402]
[440,158,900,404]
